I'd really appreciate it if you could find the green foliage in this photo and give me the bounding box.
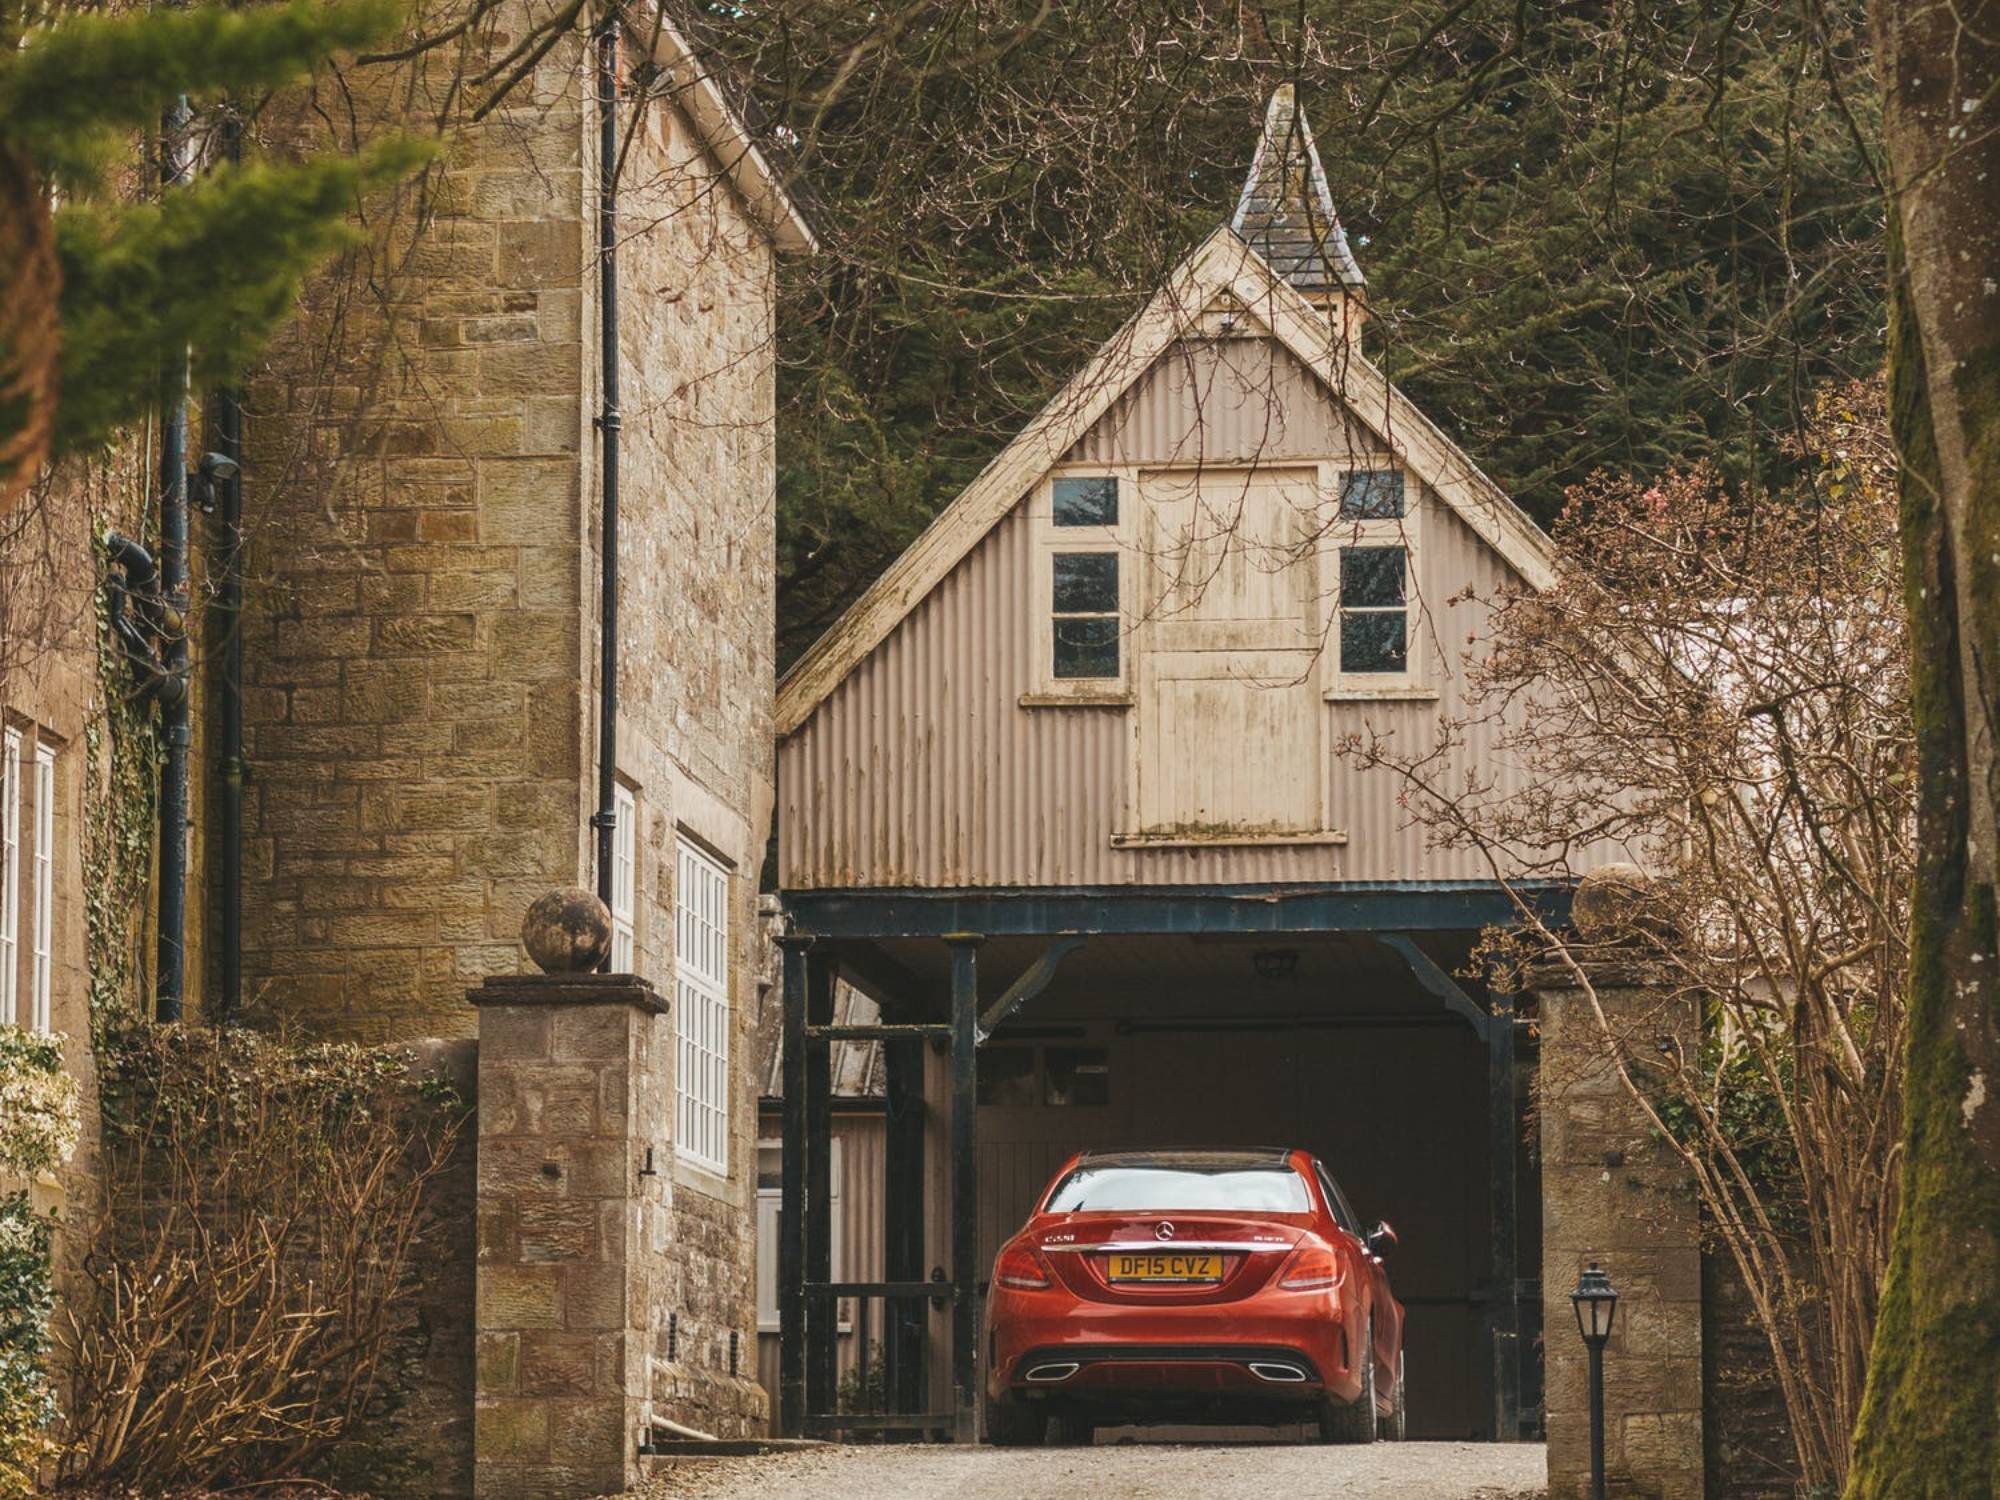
[0,1195,57,1499]
[0,0,430,467]
[85,524,162,1037]
[1655,1045,1806,1236]
[0,1027,80,1181]
[0,0,402,196]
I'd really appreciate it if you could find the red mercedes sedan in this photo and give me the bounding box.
[983,1147,1405,1445]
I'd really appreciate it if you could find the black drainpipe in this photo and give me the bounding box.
[591,13,622,921]
[156,94,193,1023]
[216,104,244,1025]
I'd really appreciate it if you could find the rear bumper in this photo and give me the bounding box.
[987,1294,1353,1406]
[1011,1343,1325,1398]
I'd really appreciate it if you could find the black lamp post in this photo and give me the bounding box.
[1570,1262,1619,1500]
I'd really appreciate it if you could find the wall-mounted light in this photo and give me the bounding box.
[1252,949,1299,982]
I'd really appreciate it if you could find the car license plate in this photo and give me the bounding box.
[1106,1252,1223,1282]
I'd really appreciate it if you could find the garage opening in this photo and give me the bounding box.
[763,905,1549,1446]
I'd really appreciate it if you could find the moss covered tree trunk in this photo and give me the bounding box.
[1845,2,2000,1493]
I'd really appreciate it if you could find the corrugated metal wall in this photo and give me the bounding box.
[778,336,1543,890]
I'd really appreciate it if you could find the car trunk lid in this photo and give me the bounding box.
[1037,1215,1307,1305]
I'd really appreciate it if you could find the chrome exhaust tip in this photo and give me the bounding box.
[1025,1361,1081,1383]
[1247,1361,1309,1383]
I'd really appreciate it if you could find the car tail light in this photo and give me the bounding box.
[995,1243,1052,1290]
[1278,1243,1341,1291]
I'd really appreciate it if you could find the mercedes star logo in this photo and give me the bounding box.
[1155,1221,1176,1241]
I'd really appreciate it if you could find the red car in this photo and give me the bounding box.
[983,1147,1405,1445]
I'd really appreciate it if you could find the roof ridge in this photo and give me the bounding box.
[1229,83,1364,294]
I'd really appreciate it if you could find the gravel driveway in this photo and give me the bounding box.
[631,1440,1546,1500]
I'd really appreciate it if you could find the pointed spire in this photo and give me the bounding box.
[1230,85,1365,295]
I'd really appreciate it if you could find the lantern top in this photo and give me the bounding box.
[1570,1261,1619,1345]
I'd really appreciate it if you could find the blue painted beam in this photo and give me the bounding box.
[780,882,1570,940]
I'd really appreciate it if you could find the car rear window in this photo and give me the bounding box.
[1044,1163,1311,1213]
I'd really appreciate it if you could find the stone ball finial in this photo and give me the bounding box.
[522,887,613,974]
[1571,862,1658,942]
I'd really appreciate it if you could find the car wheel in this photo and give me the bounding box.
[983,1397,1049,1446]
[1379,1350,1407,1441]
[1049,1410,1096,1446]
[1317,1316,1378,1445]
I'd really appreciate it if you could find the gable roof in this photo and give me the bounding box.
[641,12,816,255]
[1231,85,1365,295]
[775,226,1555,737]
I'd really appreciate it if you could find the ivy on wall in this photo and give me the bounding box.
[0,1028,79,1497]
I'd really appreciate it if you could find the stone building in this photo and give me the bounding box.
[5,7,810,1495]
[216,8,814,1475]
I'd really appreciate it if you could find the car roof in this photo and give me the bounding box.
[1072,1148,1301,1171]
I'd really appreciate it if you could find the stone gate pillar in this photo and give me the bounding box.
[1533,958,1704,1500]
[470,971,669,1499]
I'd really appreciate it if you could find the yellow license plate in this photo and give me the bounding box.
[1106,1252,1224,1282]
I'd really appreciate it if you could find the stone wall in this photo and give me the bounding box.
[1534,965,1704,1500]
[600,57,778,1442]
[472,975,667,1498]
[1702,1248,1798,1499]
[237,21,593,1040]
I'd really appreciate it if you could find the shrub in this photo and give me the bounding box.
[56,1021,466,1491]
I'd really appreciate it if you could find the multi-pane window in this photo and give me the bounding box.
[1052,552,1120,678]
[609,783,636,973]
[31,746,52,1034]
[1339,545,1408,674]
[0,729,18,1027]
[675,837,731,1173]
[1339,469,1406,520]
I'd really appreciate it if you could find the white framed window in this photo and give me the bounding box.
[675,836,731,1173]
[31,745,53,1034]
[0,728,18,1027]
[609,783,636,973]
[1033,473,1128,696]
[1327,467,1425,697]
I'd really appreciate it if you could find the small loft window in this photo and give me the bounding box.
[1052,552,1120,679]
[1339,546,1408,674]
[610,784,636,973]
[1054,476,1118,527]
[1339,470,1405,520]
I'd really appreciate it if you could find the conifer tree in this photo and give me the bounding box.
[0,0,430,508]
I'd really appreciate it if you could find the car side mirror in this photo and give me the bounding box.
[1365,1221,1398,1258]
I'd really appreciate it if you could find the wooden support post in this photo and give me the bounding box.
[945,934,983,1444]
[1488,989,1522,1440]
[777,937,809,1437]
[806,953,838,1421]
[883,1018,926,1418]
